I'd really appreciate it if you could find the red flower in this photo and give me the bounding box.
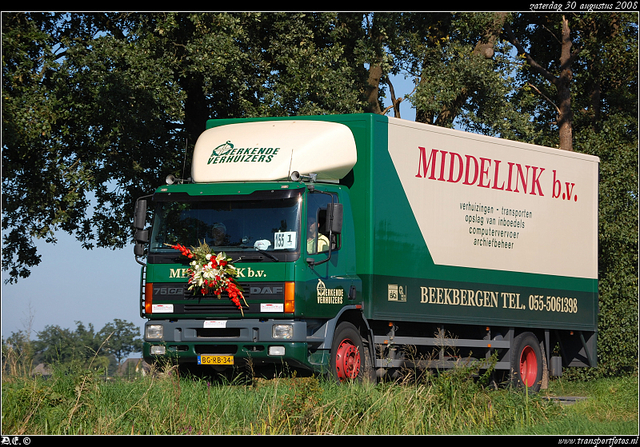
[168,241,248,315]
[168,243,194,258]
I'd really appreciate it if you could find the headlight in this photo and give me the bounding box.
[146,324,163,339]
[269,346,285,356]
[150,345,166,355]
[272,324,293,339]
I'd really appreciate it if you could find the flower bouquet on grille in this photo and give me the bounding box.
[166,242,248,315]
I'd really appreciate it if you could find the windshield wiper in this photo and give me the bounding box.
[255,249,279,261]
[233,247,279,262]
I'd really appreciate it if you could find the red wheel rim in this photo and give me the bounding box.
[335,339,361,380]
[519,345,538,387]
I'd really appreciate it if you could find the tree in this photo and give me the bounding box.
[2,329,35,376]
[2,12,363,284]
[505,14,579,151]
[98,319,143,365]
[33,322,100,366]
[569,13,638,377]
[24,319,142,373]
[406,13,511,128]
[2,13,185,284]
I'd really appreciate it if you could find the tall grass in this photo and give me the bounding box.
[2,360,637,435]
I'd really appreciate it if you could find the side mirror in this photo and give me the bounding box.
[134,199,147,230]
[328,203,343,234]
[134,198,149,263]
[134,240,146,257]
[135,229,149,244]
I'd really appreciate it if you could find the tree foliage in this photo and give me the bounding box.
[3,318,142,375]
[3,12,637,377]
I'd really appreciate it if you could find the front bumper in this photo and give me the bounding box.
[143,319,327,371]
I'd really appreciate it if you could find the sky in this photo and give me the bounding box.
[1,232,143,338]
[1,74,418,345]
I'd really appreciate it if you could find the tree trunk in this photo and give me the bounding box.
[557,15,574,151]
[365,63,383,114]
[506,15,578,151]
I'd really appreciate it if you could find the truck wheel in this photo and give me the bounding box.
[330,322,370,383]
[511,332,543,392]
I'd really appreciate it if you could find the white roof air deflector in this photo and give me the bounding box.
[191,120,357,183]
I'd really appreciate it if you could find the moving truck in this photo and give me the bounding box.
[133,113,599,390]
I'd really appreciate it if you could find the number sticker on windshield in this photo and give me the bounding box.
[274,231,296,250]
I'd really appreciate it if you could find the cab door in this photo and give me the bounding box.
[295,186,361,318]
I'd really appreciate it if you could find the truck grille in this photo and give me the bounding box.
[150,281,285,315]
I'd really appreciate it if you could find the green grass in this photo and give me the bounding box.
[531,375,639,436]
[2,363,637,435]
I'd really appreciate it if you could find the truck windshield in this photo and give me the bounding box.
[149,190,302,261]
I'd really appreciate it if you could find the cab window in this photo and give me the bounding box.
[306,192,340,255]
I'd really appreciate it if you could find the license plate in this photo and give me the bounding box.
[198,355,234,366]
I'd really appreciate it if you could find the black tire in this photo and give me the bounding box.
[511,332,543,392]
[330,321,374,383]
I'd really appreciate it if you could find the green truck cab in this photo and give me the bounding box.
[134,114,599,390]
